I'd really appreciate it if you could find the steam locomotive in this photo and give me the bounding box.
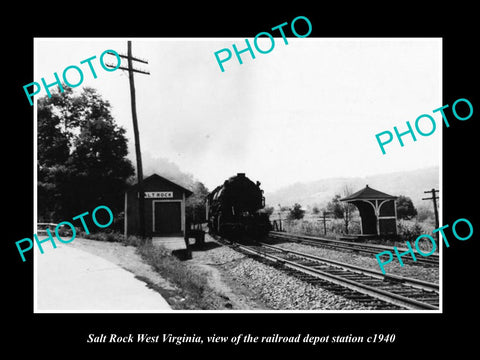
[206,173,272,239]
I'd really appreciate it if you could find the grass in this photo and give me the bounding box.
[279,217,439,253]
[136,242,221,310]
[281,217,361,239]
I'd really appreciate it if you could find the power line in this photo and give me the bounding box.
[107,51,149,64]
[106,41,150,240]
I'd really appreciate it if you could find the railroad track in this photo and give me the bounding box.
[213,236,439,310]
[268,231,439,266]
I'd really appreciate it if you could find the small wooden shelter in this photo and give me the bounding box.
[340,185,398,236]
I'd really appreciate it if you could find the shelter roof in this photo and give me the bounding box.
[340,185,397,202]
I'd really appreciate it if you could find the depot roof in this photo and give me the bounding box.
[127,173,193,197]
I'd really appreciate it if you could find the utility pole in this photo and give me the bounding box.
[277,204,283,232]
[319,210,331,236]
[422,188,439,240]
[106,41,150,240]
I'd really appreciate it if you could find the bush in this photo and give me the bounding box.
[77,230,144,247]
[397,220,437,252]
[99,232,118,242]
[396,195,417,220]
[397,221,424,243]
[288,203,305,220]
[110,212,125,233]
[122,234,144,247]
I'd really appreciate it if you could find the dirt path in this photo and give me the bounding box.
[188,250,270,310]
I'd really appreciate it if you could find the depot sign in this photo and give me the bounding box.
[144,191,173,199]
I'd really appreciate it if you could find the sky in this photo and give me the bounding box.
[34,37,442,193]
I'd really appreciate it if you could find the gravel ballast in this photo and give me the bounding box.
[269,241,439,283]
[191,236,373,310]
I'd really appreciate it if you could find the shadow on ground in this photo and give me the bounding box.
[171,241,223,261]
[190,242,222,252]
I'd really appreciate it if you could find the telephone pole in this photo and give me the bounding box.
[319,210,331,236]
[422,188,439,239]
[106,41,150,240]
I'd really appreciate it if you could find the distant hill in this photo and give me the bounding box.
[265,166,439,210]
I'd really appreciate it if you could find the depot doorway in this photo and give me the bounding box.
[153,200,182,235]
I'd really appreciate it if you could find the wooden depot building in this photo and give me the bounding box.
[125,174,193,238]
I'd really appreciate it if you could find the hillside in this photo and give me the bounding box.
[265,166,440,210]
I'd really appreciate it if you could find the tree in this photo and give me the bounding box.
[37,87,134,223]
[341,185,356,234]
[396,195,418,220]
[312,205,320,215]
[186,181,210,224]
[37,100,71,221]
[288,203,305,220]
[327,194,344,219]
[326,186,356,234]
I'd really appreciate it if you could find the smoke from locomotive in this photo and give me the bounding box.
[206,173,272,239]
